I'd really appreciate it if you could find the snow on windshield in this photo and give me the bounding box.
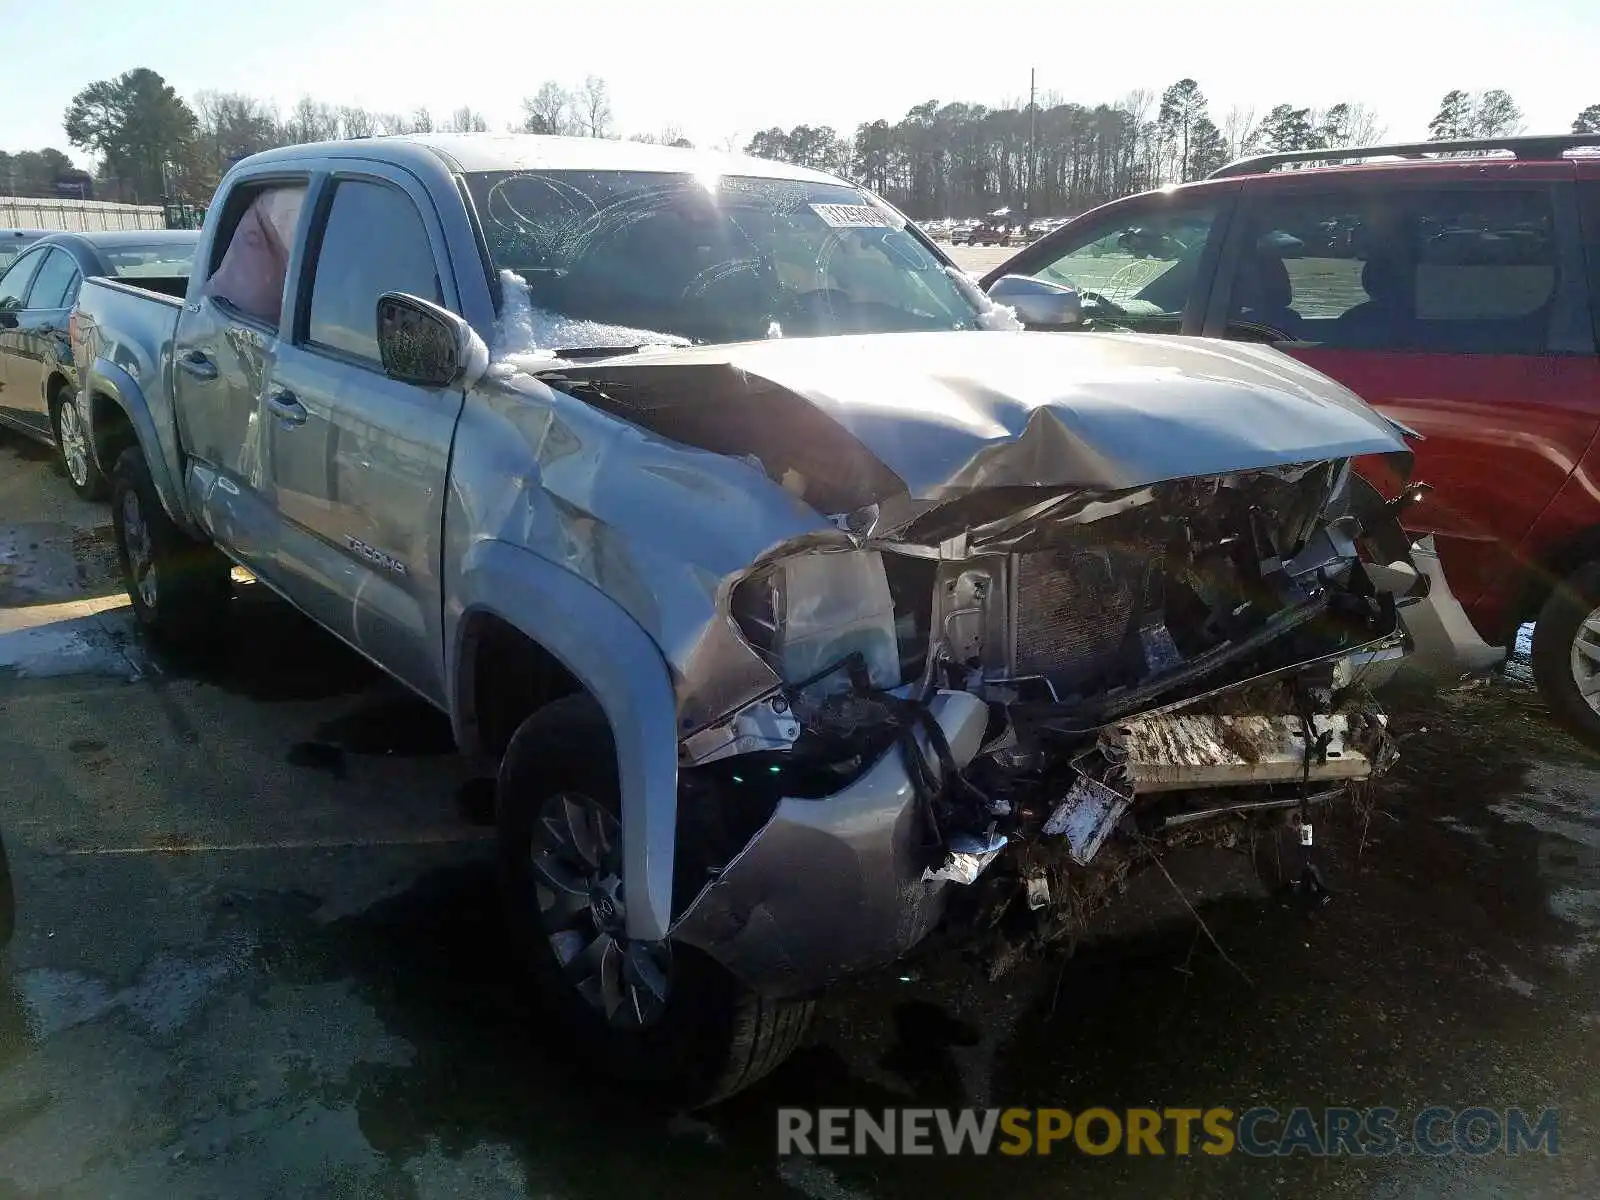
[491,268,688,366]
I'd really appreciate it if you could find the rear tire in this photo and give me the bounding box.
[51,389,106,501]
[109,446,232,652]
[496,693,814,1106]
[1533,560,1600,750]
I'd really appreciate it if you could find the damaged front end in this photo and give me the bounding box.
[531,332,1424,997]
[668,456,1420,996]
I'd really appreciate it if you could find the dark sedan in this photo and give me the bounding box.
[0,229,198,498]
[0,228,51,271]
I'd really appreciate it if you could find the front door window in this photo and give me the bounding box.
[1032,204,1220,320]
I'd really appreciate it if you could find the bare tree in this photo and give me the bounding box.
[628,121,689,147]
[411,106,435,134]
[286,96,339,144]
[1221,105,1256,160]
[338,105,376,139]
[579,75,613,139]
[447,106,489,133]
[521,81,574,135]
[1312,101,1385,149]
[373,112,413,136]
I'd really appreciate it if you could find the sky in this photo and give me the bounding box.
[1,0,1596,167]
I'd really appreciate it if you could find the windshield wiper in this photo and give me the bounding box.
[551,343,687,359]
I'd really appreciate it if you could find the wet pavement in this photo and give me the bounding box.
[2,430,1599,1198]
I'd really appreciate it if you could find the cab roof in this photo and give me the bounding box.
[241,132,849,187]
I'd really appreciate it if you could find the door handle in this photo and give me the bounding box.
[266,389,308,426]
[178,350,217,381]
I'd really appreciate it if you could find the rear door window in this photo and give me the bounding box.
[1031,204,1220,319]
[26,249,80,310]
[0,249,44,313]
[1227,187,1559,353]
[204,183,308,329]
[1579,182,1600,349]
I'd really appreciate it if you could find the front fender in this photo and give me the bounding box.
[449,539,679,942]
[85,358,198,534]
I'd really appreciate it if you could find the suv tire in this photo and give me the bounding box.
[496,693,813,1106]
[1532,560,1600,749]
[110,446,232,651]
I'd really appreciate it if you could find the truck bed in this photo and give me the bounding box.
[84,274,187,304]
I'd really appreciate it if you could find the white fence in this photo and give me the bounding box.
[0,196,165,232]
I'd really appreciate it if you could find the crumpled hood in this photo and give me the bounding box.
[540,330,1409,502]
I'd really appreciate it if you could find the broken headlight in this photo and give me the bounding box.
[732,550,903,699]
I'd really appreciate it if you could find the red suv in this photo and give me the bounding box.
[983,134,1600,743]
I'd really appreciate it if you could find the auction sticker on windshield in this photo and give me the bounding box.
[810,203,901,229]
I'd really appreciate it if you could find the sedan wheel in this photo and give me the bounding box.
[53,394,106,500]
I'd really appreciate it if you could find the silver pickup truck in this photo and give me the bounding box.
[71,134,1425,1104]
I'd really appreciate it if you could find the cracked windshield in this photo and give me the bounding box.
[0,2,1598,1199]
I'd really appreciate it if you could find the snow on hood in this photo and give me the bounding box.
[489,269,690,375]
[541,329,1411,501]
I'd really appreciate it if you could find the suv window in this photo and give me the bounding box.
[1579,182,1600,350]
[1230,188,1559,353]
[204,183,307,328]
[27,249,80,310]
[305,178,441,364]
[0,248,44,312]
[1032,204,1219,318]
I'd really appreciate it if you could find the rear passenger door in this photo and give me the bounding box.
[175,175,310,572]
[0,247,45,430]
[1208,178,1597,618]
[263,164,464,703]
[8,248,80,428]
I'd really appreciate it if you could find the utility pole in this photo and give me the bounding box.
[1026,68,1037,224]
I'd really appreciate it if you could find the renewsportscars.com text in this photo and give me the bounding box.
[777,1106,1560,1158]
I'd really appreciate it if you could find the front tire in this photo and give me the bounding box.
[51,390,106,501]
[496,694,813,1106]
[1532,560,1600,750]
[109,446,232,651]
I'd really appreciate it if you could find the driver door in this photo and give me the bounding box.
[981,184,1239,333]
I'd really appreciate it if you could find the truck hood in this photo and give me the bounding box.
[538,329,1409,510]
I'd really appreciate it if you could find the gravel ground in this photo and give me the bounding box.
[1,402,1599,1199]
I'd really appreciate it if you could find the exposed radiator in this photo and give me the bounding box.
[1012,546,1146,690]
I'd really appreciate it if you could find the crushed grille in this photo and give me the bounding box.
[1013,546,1146,690]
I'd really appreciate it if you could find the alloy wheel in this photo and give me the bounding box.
[56,399,90,488]
[529,791,672,1028]
[1569,605,1600,714]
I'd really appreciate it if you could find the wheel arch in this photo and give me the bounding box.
[449,539,681,943]
[1513,520,1600,636]
[44,368,74,414]
[84,359,199,534]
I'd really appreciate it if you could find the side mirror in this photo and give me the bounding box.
[375,292,488,389]
[985,274,1083,329]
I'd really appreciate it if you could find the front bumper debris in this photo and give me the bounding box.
[1112,712,1382,792]
[669,690,991,998]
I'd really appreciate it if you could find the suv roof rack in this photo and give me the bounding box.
[1207,133,1600,180]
